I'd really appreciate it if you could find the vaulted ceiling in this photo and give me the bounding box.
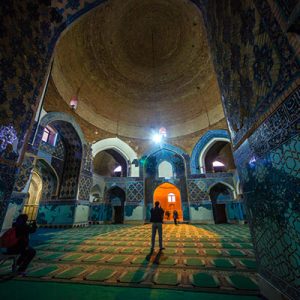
[47,0,224,140]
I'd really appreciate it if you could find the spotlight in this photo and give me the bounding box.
[152,134,162,144]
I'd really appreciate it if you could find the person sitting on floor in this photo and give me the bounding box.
[6,214,37,275]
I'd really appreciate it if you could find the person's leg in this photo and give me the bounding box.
[18,247,36,272]
[158,223,163,249]
[151,223,157,250]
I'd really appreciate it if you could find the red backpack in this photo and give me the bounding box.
[0,227,19,248]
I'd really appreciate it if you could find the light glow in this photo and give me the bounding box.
[114,165,122,172]
[152,134,162,143]
[212,160,225,167]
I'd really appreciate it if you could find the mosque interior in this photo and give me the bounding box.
[0,1,299,300]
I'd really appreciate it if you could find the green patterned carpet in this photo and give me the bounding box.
[0,224,260,298]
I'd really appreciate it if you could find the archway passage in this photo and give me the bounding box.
[209,183,232,224]
[153,183,182,221]
[106,187,126,224]
[23,172,43,221]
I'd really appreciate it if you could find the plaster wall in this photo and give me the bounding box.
[124,205,144,222]
[74,204,89,224]
[37,203,75,225]
[189,204,214,223]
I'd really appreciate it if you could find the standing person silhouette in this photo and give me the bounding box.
[150,201,165,252]
[173,210,178,225]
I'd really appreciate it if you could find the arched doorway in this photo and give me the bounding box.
[153,183,182,222]
[209,183,233,224]
[23,171,43,221]
[106,187,125,224]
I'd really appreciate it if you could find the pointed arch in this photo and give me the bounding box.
[143,143,188,159]
[158,160,173,178]
[92,138,139,177]
[153,182,182,221]
[35,158,60,198]
[191,130,231,174]
[207,181,236,199]
[39,112,87,146]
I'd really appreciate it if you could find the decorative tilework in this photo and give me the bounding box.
[13,155,34,192]
[190,130,230,174]
[274,0,298,20]
[39,141,56,156]
[35,159,58,201]
[187,176,236,207]
[52,137,65,160]
[78,175,93,200]
[51,121,82,199]
[143,147,187,178]
[0,2,299,298]
[126,181,144,205]
[82,144,93,173]
[270,136,300,178]
[248,87,300,159]
[187,180,209,206]
[203,0,300,147]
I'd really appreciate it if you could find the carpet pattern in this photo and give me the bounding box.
[0,224,259,296]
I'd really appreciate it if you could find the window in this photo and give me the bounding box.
[158,161,173,178]
[41,126,57,146]
[168,193,176,203]
[114,166,122,172]
[212,160,225,167]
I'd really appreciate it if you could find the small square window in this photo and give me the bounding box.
[168,193,176,202]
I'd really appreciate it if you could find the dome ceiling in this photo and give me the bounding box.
[52,0,224,139]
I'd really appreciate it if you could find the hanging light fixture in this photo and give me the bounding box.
[152,127,167,144]
[69,95,78,110]
[69,84,83,111]
[159,127,167,138]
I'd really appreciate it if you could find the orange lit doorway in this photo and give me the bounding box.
[153,183,182,221]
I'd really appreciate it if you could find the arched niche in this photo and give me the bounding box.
[23,171,43,221]
[35,159,59,200]
[39,113,85,199]
[92,138,139,177]
[208,182,234,224]
[191,130,233,174]
[39,112,87,147]
[93,148,128,177]
[105,186,126,224]
[207,181,236,200]
[203,140,236,173]
[142,143,188,178]
[158,161,173,178]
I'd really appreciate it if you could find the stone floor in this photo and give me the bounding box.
[0,224,259,297]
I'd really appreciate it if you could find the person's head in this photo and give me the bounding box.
[154,201,160,207]
[16,214,28,225]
